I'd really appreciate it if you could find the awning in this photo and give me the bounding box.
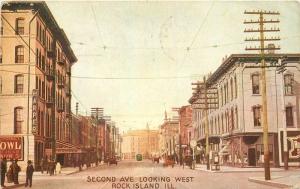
[45,148,85,155]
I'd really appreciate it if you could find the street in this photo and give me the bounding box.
[23,160,276,189]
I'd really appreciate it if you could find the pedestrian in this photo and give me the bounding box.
[40,158,44,174]
[0,157,7,187]
[25,160,34,188]
[6,164,13,183]
[55,161,61,174]
[46,158,50,174]
[49,160,55,176]
[12,159,21,184]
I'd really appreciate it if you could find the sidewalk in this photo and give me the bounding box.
[248,171,300,189]
[195,164,286,173]
[1,164,101,189]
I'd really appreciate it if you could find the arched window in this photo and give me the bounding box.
[16,18,25,35]
[284,74,293,95]
[14,107,23,134]
[15,74,24,93]
[15,45,24,63]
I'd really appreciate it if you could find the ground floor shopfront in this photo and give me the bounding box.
[196,131,300,168]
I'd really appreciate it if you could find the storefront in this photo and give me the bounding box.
[219,133,279,167]
[279,131,300,166]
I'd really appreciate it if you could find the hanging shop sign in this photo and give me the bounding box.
[0,136,23,160]
[288,135,300,159]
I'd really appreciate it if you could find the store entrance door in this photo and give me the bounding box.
[248,148,256,166]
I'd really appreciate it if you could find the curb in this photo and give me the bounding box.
[248,177,293,188]
[1,183,26,189]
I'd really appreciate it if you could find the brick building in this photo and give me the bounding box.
[0,2,77,169]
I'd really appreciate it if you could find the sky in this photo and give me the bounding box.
[46,0,300,132]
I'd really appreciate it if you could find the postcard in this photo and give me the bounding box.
[0,1,300,189]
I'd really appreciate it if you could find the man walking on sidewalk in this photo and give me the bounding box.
[25,160,34,188]
[0,157,7,187]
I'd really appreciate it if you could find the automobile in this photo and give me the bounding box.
[108,158,118,165]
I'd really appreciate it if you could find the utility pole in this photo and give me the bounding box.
[277,56,288,170]
[203,77,210,170]
[91,107,103,166]
[191,76,218,170]
[244,10,280,180]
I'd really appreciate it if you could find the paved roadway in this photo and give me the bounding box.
[27,160,274,189]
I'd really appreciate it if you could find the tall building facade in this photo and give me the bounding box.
[189,53,300,167]
[159,118,179,157]
[0,2,77,169]
[122,129,159,160]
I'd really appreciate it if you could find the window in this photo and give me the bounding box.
[235,107,238,129]
[0,76,2,94]
[252,74,260,94]
[0,48,2,63]
[230,78,233,101]
[14,107,23,134]
[1,18,3,35]
[234,76,237,98]
[284,74,293,95]
[220,88,223,106]
[253,106,261,127]
[15,45,24,63]
[15,74,24,93]
[286,107,294,127]
[16,18,24,35]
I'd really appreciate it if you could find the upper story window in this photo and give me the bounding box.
[14,107,23,134]
[284,74,293,95]
[15,45,24,63]
[15,74,24,93]
[0,48,2,63]
[16,18,25,35]
[234,76,237,98]
[252,74,260,94]
[253,106,261,127]
[0,76,2,94]
[230,78,233,101]
[286,106,294,127]
[1,18,3,35]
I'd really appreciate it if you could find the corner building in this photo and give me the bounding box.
[0,2,77,169]
[190,54,300,167]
